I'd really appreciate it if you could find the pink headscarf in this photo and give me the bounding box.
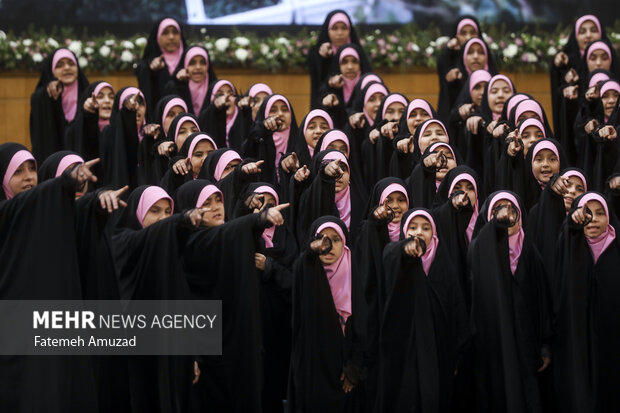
[254,185,280,248]
[195,184,222,208]
[264,95,292,178]
[316,221,352,332]
[379,183,409,242]
[338,47,361,103]
[213,150,242,182]
[303,109,334,157]
[136,186,174,228]
[586,41,612,62]
[2,150,36,199]
[589,72,610,88]
[187,134,217,178]
[514,100,544,123]
[487,75,514,120]
[324,151,351,229]
[172,115,200,144]
[575,15,602,55]
[406,99,433,120]
[319,129,350,156]
[462,38,489,75]
[362,83,388,126]
[52,49,79,122]
[416,120,449,154]
[248,83,273,98]
[381,94,408,119]
[487,192,524,275]
[578,193,616,263]
[119,87,146,141]
[506,94,529,120]
[157,18,184,75]
[518,118,545,137]
[530,140,560,189]
[468,70,492,95]
[428,142,457,190]
[360,74,382,90]
[93,82,114,132]
[457,18,479,36]
[564,170,588,193]
[600,81,620,121]
[402,210,439,275]
[55,154,84,178]
[210,80,239,146]
[448,173,478,243]
[328,12,352,54]
[184,47,210,116]
[161,98,188,131]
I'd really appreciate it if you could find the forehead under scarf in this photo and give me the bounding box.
[162,97,188,126]
[468,70,492,95]
[184,46,209,69]
[319,129,350,154]
[172,115,200,144]
[518,118,545,136]
[213,150,242,181]
[248,83,273,98]
[303,109,334,134]
[195,184,222,208]
[462,38,489,74]
[514,100,544,122]
[210,80,236,102]
[381,94,408,119]
[407,99,433,119]
[2,148,36,200]
[586,41,612,61]
[118,87,145,110]
[136,186,174,228]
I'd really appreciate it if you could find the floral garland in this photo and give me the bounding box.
[1,23,620,73]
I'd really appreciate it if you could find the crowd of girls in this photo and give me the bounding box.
[1,10,619,413]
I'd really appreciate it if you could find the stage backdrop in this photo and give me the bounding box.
[0,0,617,27]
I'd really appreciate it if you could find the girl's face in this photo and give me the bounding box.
[329,22,350,49]
[334,165,350,193]
[187,55,207,83]
[267,99,292,130]
[577,20,601,51]
[521,125,544,156]
[326,140,349,157]
[452,179,476,207]
[488,80,513,114]
[8,160,37,196]
[260,192,277,208]
[517,110,540,124]
[584,200,608,239]
[588,49,611,72]
[365,92,386,121]
[406,216,433,248]
[176,121,199,149]
[407,108,431,135]
[563,176,586,212]
[470,81,487,107]
[318,227,344,265]
[159,25,181,53]
[465,43,487,72]
[142,198,172,228]
[251,91,269,120]
[220,159,240,180]
[53,57,78,85]
[304,116,331,148]
[602,90,619,118]
[435,147,457,181]
[385,191,408,223]
[384,102,406,122]
[532,148,560,184]
[163,105,185,135]
[190,140,214,176]
[214,84,236,116]
[96,87,115,120]
[457,24,477,47]
[419,123,448,153]
[135,97,146,127]
[493,199,520,235]
[200,192,225,227]
[340,56,360,80]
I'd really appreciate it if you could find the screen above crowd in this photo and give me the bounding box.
[0,0,615,27]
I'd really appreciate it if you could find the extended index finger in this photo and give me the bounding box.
[275,202,290,210]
